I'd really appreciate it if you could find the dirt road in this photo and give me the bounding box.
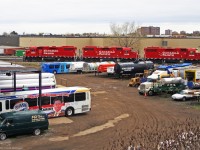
[2,73,200,150]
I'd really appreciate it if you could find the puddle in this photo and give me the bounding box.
[49,136,69,142]
[91,91,107,94]
[73,113,129,137]
[48,114,129,142]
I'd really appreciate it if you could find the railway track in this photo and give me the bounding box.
[0,56,23,62]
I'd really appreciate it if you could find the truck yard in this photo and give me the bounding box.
[1,71,200,150]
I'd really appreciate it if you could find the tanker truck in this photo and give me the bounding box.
[114,61,154,78]
[138,77,186,96]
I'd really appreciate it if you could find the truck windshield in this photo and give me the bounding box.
[147,78,156,82]
[179,91,184,94]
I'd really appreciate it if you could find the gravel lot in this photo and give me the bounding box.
[1,72,200,150]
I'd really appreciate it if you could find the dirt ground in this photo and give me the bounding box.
[1,73,200,150]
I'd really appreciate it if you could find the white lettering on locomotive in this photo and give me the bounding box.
[98,51,111,56]
[161,52,179,56]
[44,49,58,55]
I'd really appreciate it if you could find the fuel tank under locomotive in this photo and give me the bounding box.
[114,61,154,77]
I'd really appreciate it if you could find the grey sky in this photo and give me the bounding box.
[0,0,199,34]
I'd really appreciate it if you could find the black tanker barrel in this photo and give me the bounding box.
[114,62,134,75]
[114,61,154,76]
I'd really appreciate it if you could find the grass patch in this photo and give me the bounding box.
[189,101,200,110]
[192,104,200,110]
[15,62,41,69]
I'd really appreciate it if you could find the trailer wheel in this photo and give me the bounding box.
[138,92,143,95]
[135,83,140,87]
[65,107,74,116]
[33,129,41,136]
[77,70,82,74]
[0,133,7,140]
[148,90,153,96]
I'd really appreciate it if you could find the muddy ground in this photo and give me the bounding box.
[1,73,200,150]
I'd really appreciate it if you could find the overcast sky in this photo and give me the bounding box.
[0,0,199,35]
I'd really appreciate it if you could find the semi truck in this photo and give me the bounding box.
[138,77,185,96]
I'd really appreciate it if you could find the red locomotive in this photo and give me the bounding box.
[25,46,139,62]
[25,46,77,61]
[144,47,198,63]
[82,46,139,61]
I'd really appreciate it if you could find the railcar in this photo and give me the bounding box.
[114,61,154,78]
[82,46,138,62]
[144,47,198,63]
[97,62,115,73]
[25,46,77,61]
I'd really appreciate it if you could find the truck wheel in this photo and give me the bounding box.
[135,84,140,87]
[148,90,153,96]
[33,129,41,136]
[0,133,6,140]
[77,70,82,74]
[182,97,186,101]
[65,108,74,116]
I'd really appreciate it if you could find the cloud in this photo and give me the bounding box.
[0,0,199,34]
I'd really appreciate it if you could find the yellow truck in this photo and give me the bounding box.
[128,70,152,87]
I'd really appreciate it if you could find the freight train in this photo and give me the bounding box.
[22,46,200,63]
[0,47,26,56]
[24,46,139,62]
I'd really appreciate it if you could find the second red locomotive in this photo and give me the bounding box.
[82,46,139,61]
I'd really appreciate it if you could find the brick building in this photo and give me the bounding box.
[140,26,160,36]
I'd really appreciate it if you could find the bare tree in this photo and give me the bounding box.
[110,22,141,50]
[10,31,18,36]
[2,32,8,36]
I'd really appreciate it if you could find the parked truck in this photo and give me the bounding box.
[138,77,185,96]
[128,70,151,87]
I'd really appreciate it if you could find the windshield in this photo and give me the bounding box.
[179,91,184,94]
[147,78,157,82]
